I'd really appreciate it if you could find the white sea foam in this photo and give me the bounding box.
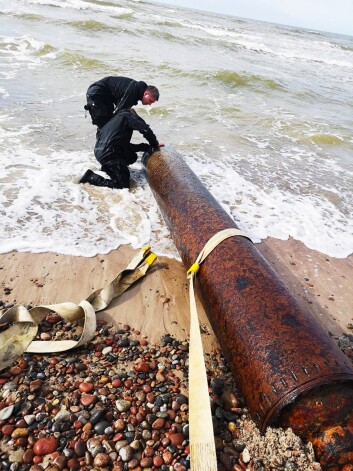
[171,16,353,69]
[1,133,351,259]
[0,0,352,260]
[0,87,9,98]
[0,124,178,257]
[17,0,132,15]
[186,156,353,258]
[0,36,45,64]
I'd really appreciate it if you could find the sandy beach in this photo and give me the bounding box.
[0,238,352,470]
[1,237,352,343]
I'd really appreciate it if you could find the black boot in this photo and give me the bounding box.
[79,169,120,189]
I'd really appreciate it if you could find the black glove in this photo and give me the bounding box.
[130,143,151,153]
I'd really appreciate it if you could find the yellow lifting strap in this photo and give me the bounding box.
[187,228,252,471]
[0,247,156,372]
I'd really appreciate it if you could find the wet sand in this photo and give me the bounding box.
[1,237,352,344]
[257,237,353,338]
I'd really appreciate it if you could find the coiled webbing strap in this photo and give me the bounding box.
[187,228,252,470]
[0,247,156,372]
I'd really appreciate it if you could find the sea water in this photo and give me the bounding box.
[0,0,352,259]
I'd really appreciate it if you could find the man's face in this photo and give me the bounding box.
[141,91,157,105]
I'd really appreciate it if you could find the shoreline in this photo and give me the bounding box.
[1,237,352,342]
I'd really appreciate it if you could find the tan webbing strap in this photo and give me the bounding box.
[0,247,156,372]
[187,228,252,470]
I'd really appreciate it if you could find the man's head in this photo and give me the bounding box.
[142,85,159,105]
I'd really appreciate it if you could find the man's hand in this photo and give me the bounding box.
[152,143,164,152]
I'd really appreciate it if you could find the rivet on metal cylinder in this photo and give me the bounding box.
[143,148,353,469]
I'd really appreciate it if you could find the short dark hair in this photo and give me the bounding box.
[146,85,159,101]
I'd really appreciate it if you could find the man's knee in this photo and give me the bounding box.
[101,162,130,189]
[124,149,138,165]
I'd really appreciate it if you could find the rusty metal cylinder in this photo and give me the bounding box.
[143,148,353,468]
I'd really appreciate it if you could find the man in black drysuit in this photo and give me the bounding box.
[79,108,162,189]
[84,76,159,130]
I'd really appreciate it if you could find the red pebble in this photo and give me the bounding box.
[78,382,94,393]
[97,319,107,326]
[23,449,35,464]
[129,417,139,426]
[18,358,28,369]
[152,418,165,429]
[169,433,184,446]
[162,450,173,465]
[80,394,97,407]
[112,378,121,388]
[67,457,80,470]
[9,367,22,375]
[33,437,58,456]
[173,464,187,471]
[135,362,150,373]
[33,456,43,464]
[29,379,43,392]
[46,313,62,324]
[1,425,15,435]
[153,455,164,467]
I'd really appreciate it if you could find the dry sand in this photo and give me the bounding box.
[0,238,352,469]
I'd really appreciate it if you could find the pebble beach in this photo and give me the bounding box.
[0,321,319,471]
[1,240,352,470]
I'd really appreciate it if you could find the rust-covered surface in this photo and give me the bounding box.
[143,148,353,468]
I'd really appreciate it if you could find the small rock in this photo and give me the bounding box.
[24,414,36,425]
[94,420,111,435]
[0,404,14,420]
[79,382,94,393]
[93,452,111,467]
[33,437,58,456]
[140,457,153,467]
[119,445,134,462]
[74,439,87,457]
[221,390,239,410]
[54,410,70,422]
[135,362,150,373]
[242,447,251,464]
[168,433,184,446]
[152,417,165,429]
[116,399,131,412]
[11,428,29,439]
[80,394,97,407]
[102,347,113,355]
